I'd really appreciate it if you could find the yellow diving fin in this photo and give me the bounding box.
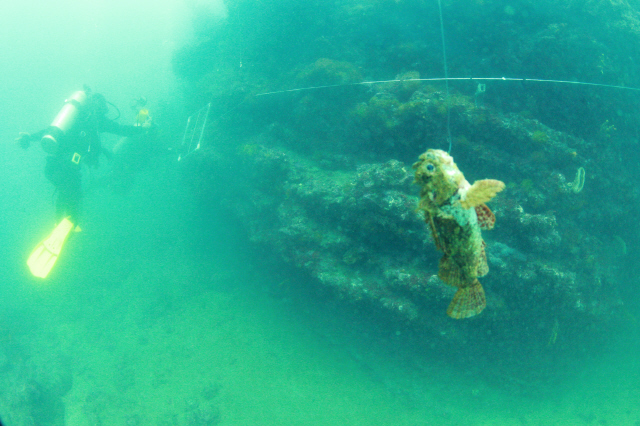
[27,217,76,278]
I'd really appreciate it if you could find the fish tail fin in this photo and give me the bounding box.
[447,280,486,319]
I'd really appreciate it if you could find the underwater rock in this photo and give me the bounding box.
[183,110,621,345]
[0,344,73,426]
[185,399,221,426]
[179,44,629,348]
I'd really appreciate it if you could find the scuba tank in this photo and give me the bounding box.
[41,91,88,154]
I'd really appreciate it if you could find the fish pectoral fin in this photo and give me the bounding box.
[475,203,497,230]
[461,179,505,209]
[447,280,486,319]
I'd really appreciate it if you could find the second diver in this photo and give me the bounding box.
[17,88,152,278]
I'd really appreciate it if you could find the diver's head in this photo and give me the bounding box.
[87,92,109,116]
[130,96,147,112]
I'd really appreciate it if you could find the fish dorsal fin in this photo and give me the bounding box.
[461,179,505,209]
[475,203,496,230]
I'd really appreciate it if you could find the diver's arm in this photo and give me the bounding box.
[101,147,113,161]
[15,129,46,149]
[99,118,147,137]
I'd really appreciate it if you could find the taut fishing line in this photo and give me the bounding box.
[437,0,452,153]
[254,76,640,96]
[187,75,639,160]
[206,0,640,158]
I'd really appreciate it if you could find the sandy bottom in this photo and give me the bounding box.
[18,238,640,426]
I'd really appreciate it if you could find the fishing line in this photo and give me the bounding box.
[437,0,452,153]
[255,76,640,96]
[251,76,640,155]
[191,75,638,158]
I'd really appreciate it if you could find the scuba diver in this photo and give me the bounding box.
[17,88,151,278]
[107,96,157,192]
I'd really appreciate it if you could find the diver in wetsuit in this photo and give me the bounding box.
[16,89,151,278]
[17,90,147,224]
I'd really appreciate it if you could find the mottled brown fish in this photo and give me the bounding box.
[413,149,505,319]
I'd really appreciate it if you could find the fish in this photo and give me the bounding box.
[413,149,505,319]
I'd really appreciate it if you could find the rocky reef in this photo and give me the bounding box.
[181,81,631,367]
[0,329,72,426]
[175,0,639,376]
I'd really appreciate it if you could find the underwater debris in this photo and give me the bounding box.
[474,83,486,107]
[568,167,586,194]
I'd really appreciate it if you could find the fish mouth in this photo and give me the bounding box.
[416,172,432,184]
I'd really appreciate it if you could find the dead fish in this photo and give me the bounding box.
[413,149,504,319]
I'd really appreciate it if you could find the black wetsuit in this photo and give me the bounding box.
[30,113,145,224]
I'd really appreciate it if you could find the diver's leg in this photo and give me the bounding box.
[56,170,82,224]
[46,156,82,224]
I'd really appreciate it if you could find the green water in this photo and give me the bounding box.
[17,247,640,425]
[0,150,636,425]
[2,0,640,423]
[9,167,640,425]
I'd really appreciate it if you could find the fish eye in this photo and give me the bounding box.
[426,164,435,172]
